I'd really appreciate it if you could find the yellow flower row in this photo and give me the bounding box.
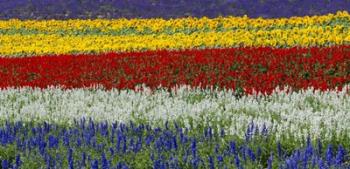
[1,27,349,56]
[0,11,349,33]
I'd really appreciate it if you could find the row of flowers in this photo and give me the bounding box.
[1,23,350,56]
[0,119,348,168]
[0,85,349,141]
[1,47,348,92]
[1,0,349,19]
[2,27,349,56]
[0,11,348,35]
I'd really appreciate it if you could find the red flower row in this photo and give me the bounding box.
[0,46,349,94]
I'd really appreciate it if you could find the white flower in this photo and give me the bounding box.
[0,85,349,141]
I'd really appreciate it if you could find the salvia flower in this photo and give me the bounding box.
[267,153,273,169]
[208,156,215,169]
[101,153,109,169]
[1,160,9,169]
[68,148,74,169]
[326,144,333,166]
[91,159,99,169]
[335,145,346,166]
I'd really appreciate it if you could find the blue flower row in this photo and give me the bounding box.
[0,119,348,169]
[0,0,349,19]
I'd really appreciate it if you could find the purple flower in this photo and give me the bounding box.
[234,154,240,168]
[326,144,333,166]
[15,154,21,168]
[318,158,325,169]
[267,153,273,169]
[191,138,197,158]
[45,154,52,169]
[116,162,129,169]
[2,0,349,19]
[1,160,9,169]
[48,135,59,148]
[261,124,268,136]
[208,156,215,169]
[335,145,345,166]
[145,135,154,146]
[245,126,252,142]
[229,141,236,155]
[217,155,224,163]
[76,138,82,147]
[63,132,70,147]
[101,153,109,169]
[68,148,74,169]
[173,136,177,150]
[247,148,256,162]
[91,159,99,169]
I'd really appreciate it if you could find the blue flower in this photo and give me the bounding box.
[173,136,178,150]
[1,160,9,169]
[63,132,70,147]
[2,0,350,19]
[116,162,129,169]
[247,148,256,162]
[267,153,273,169]
[318,158,324,169]
[326,144,333,166]
[229,141,236,155]
[191,138,197,158]
[234,154,240,168]
[68,148,74,169]
[15,154,21,168]
[208,156,215,169]
[101,153,109,169]
[217,155,224,164]
[335,145,345,166]
[48,135,59,148]
[261,123,268,136]
[91,159,99,169]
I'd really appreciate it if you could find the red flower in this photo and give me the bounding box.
[0,46,349,94]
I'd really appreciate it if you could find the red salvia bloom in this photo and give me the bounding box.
[0,46,349,94]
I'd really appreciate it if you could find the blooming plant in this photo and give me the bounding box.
[0,2,349,169]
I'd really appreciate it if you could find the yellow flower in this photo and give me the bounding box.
[1,11,350,56]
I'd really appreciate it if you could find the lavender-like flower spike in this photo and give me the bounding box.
[326,144,333,166]
[267,153,273,169]
[335,145,346,166]
[208,156,215,169]
[1,160,9,169]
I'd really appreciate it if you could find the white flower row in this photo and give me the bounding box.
[0,85,349,140]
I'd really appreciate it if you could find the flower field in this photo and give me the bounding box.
[0,1,350,169]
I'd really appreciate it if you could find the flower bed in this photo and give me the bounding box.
[0,7,350,169]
